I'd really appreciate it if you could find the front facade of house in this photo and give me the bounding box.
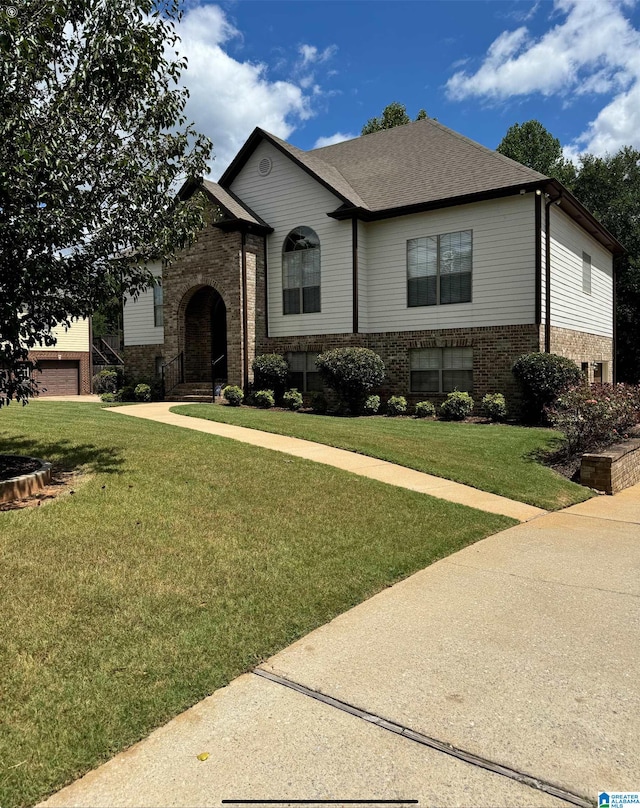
[122,119,620,406]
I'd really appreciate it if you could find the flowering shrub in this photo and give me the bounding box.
[283,389,304,410]
[440,390,474,421]
[363,395,381,415]
[547,382,640,455]
[482,392,507,422]
[414,400,436,418]
[386,395,407,416]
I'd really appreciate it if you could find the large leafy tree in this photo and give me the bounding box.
[0,0,212,405]
[361,102,427,135]
[497,120,575,185]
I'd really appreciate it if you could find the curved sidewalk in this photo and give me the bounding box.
[109,402,546,522]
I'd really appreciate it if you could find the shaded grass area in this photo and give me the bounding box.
[0,402,514,807]
[174,404,590,511]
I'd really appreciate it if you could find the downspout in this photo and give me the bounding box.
[352,217,359,334]
[544,191,562,352]
[241,230,249,391]
[88,314,94,395]
[534,191,542,329]
[612,257,617,383]
[263,234,269,338]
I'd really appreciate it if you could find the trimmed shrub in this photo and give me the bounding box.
[362,395,381,415]
[315,347,385,414]
[100,392,116,403]
[283,388,304,411]
[482,392,507,422]
[512,352,581,423]
[252,354,289,397]
[547,382,640,456]
[440,390,474,421]
[252,389,275,409]
[414,400,435,418]
[117,385,137,402]
[134,383,152,402]
[223,385,244,407]
[311,391,328,414]
[93,369,118,394]
[386,395,407,416]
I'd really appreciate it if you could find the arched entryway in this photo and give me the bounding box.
[183,286,228,383]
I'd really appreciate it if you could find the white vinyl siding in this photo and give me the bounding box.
[123,262,164,346]
[547,206,612,336]
[36,318,90,352]
[364,195,536,332]
[357,220,368,332]
[230,141,352,336]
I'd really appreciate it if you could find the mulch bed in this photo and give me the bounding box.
[0,454,41,481]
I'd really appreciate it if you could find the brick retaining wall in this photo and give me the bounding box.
[581,437,640,494]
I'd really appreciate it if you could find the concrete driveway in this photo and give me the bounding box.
[42,486,640,808]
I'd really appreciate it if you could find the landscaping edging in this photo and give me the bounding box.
[580,437,640,495]
[0,456,52,504]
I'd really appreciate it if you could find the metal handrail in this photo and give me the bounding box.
[161,352,184,397]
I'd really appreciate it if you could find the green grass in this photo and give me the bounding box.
[174,404,590,511]
[0,402,514,808]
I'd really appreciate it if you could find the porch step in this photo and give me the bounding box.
[165,381,223,402]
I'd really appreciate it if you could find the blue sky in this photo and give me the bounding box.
[174,0,640,177]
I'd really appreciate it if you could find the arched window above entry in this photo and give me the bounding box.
[282,226,321,315]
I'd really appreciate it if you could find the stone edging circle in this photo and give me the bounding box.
[0,456,53,505]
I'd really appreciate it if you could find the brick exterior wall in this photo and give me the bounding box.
[581,437,640,494]
[547,326,613,382]
[260,324,541,409]
[28,350,92,395]
[122,344,164,382]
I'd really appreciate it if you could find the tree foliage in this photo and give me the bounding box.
[361,102,428,136]
[496,120,575,185]
[0,0,212,405]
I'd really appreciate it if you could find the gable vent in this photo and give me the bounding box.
[258,156,272,177]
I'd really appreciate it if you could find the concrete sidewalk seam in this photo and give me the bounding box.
[562,510,640,526]
[253,669,592,808]
[442,559,640,599]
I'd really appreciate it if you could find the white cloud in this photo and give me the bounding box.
[446,0,640,156]
[299,44,338,66]
[174,5,316,178]
[313,132,356,149]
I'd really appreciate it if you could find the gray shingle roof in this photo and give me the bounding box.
[309,118,547,212]
[201,179,269,227]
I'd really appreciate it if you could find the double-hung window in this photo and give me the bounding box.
[283,227,321,315]
[407,230,472,307]
[287,352,322,392]
[410,347,473,393]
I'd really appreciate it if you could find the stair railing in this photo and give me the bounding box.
[210,354,225,403]
[161,352,184,397]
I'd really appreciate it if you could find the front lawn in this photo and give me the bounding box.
[174,404,590,511]
[0,402,513,808]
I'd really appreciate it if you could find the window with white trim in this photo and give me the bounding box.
[287,352,322,392]
[407,230,472,307]
[410,347,473,393]
[582,252,592,295]
[282,227,321,314]
[153,279,163,327]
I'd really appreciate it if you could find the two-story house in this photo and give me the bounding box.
[29,318,92,396]
[122,118,622,405]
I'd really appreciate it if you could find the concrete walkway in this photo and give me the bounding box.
[41,485,640,808]
[108,402,545,522]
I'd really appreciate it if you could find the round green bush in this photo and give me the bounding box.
[482,392,506,422]
[252,354,289,393]
[100,392,116,403]
[93,369,118,394]
[117,385,137,402]
[134,383,152,402]
[311,391,328,414]
[283,388,304,410]
[252,389,275,409]
[223,385,244,407]
[362,395,381,415]
[386,395,407,416]
[440,390,474,421]
[315,347,385,414]
[414,400,435,418]
[512,352,581,423]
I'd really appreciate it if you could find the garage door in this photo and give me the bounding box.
[36,360,80,396]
